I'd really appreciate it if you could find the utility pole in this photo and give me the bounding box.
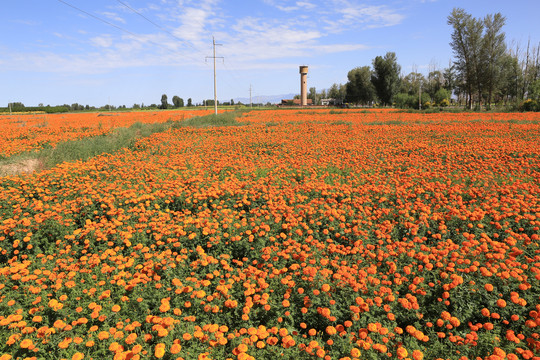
[206,37,223,115]
[249,84,252,108]
[419,83,422,110]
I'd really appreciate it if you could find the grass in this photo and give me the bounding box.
[0,110,248,175]
[173,110,248,128]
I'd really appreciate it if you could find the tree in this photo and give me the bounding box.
[400,71,425,96]
[9,102,25,112]
[443,63,457,93]
[371,52,401,106]
[447,8,474,108]
[345,66,375,105]
[498,52,521,105]
[187,98,192,107]
[448,8,479,108]
[328,84,339,100]
[172,96,184,108]
[160,94,168,109]
[231,99,235,106]
[308,87,318,105]
[433,88,451,105]
[481,13,506,108]
[427,70,444,100]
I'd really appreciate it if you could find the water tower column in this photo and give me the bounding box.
[299,66,308,106]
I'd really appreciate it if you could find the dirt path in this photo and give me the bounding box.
[0,158,42,176]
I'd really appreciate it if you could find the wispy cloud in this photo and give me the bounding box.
[99,11,127,24]
[325,1,405,31]
[2,0,381,74]
[90,35,114,48]
[11,19,41,26]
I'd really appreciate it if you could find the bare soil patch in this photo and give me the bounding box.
[0,158,42,176]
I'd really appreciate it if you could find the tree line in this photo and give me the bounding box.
[308,8,540,111]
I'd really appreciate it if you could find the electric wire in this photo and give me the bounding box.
[56,0,202,63]
[115,0,206,56]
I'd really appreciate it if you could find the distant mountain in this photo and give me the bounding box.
[233,93,297,105]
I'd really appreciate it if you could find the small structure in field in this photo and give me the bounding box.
[280,98,313,106]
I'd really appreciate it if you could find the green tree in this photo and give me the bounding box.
[443,63,457,93]
[427,70,444,100]
[371,52,401,106]
[448,8,509,109]
[345,66,375,105]
[448,8,482,109]
[328,84,340,100]
[400,71,425,96]
[187,98,193,107]
[481,13,506,108]
[160,94,168,109]
[528,79,540,101]
[308,87,318,104]
[433,88,451,105]
[172,96,184,108]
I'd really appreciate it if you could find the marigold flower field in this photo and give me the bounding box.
[0,110,216,158]
[0,109,539,360]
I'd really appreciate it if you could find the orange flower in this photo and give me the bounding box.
[396,346,408,359]
[19,339,33,349]
[412,350,424,360]
[326,326,337,335]
[170,343,181,354]
[72,352,84,360]
[154,343,166,358]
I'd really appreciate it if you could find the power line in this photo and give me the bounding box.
[115,0,205,56]
[56,0,201,63]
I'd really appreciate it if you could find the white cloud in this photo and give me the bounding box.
[324,2,405,32]
[2,0,380,75]
[91,35,114,48]
[99,11,127,24]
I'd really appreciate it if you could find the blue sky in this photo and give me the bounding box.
[1,0,539,107]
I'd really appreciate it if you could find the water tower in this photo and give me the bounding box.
[299,65,308,106]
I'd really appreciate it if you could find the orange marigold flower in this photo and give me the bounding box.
[412,350,424,360]
[170,343,182,354]
[154,343,166,358]
[72,352,84,360]
[397,346,408,359]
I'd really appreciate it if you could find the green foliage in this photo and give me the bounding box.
[160,94,168,109]
[519,99,539,112]
[371,52,401,106]
[174,111,247,128]
[394,92,431,109]
[172,96,184,108]
[528,79,540,102]
[433,88,451,105]
[439,98,450,107]
[0,105,69,113]
[345,66,376,105]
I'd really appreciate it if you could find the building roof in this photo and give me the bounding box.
[281,99,313,105]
